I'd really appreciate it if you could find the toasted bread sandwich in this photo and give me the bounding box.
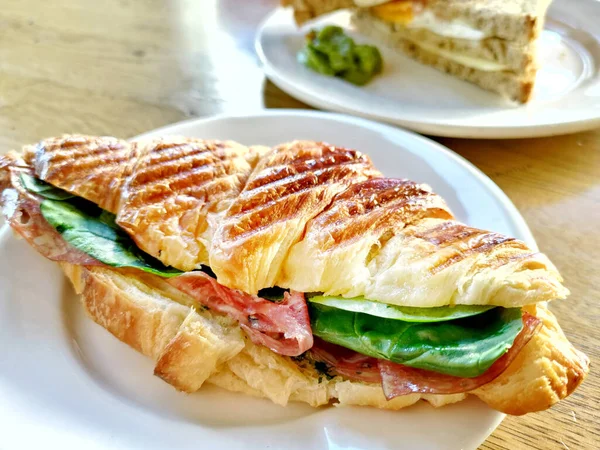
[0,135,588,415]
[282,0,552,102]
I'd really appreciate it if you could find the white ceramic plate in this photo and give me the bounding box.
[256,0,600,138]
[0,110,538,450]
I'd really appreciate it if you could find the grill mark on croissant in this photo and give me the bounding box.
[138,140,242,165]
[124,149,248,214]
[314,179,448,224]
[246,148,368,190]
[214,142,378,275]
[47,152,129,181]
[41,142,127,163]
[413,221,490,246]
[128,141,247,189]
[130,145,219,183]
[224,174,375,241]
[336,195,450,247]
[35,135,126,154]
[230,163,371,218]
[38,144,129,173]
[230,186,334,240]
[472,246,538,273]
[149,139,236,157]
[129,166,216,203]
[120,142,252,206]
[131,155,215,186]
[30,136,133,212]
[304,178,454,250]
[126,174,240,211]
[423,225,519,274]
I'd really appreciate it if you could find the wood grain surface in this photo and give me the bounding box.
[0,0,598,448]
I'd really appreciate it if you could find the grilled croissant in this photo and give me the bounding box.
[3,134,587,416]
[26,135,566,307]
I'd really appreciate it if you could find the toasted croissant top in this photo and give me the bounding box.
[117,137,269,270]
[210,140,380,292]
[25,135,269,270]
[19,135,568,307]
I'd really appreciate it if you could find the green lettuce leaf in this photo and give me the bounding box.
[309,303,524,378]
[308,295,494,322]
[39,198,183,278]
[20,173,75,200]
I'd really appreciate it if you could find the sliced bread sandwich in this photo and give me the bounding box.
[282,0,553,102]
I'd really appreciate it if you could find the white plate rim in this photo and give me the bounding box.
[255,4,600,139]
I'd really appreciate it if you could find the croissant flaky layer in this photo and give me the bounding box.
[23,134,567,307]
[60,263,589,415]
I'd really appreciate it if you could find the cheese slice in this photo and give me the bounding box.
[413,40,508,71]
[407,10,486,40]
[358,1,505,71]
[370,1,414,24]
[363,1,487,41]
[354,0,392,7]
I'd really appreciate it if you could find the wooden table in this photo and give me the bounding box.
[1,0,598,448]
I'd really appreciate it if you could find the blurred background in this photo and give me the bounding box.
[0,0,291,149]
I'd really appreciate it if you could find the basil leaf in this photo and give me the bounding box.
[308,296,494,322]
[309,303,524,378]
[20,173,74,200]
[40,199,182,278]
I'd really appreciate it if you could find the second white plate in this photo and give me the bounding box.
[256,1,600,138]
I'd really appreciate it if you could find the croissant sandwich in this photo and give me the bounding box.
[0,135,588,415]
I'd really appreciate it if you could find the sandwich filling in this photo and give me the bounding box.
[2,167,542,399]
[354,0,510,72]
[4,169,313,356]
[365,1,487,40]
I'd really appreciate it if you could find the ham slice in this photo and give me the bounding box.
[380,312,541,398]
[1,169,102,266]
[310,338,381,384]
[310,313,542,396]
[168,272,313,356]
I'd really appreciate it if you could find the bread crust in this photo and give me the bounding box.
[24,135,132,214]
[210,140,379,293]
[425,0,552,45]
[473,304,589,415]
[282,0,552,45]
[25,138,566,307]
[280,0,355,24]
[60,263,589,414]
[31,135,272,272]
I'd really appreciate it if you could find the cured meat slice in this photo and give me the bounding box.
[310,313,541,396]
[1,170,102,267]
[169,272,313,356]
[379,312,541,397]
[310,338,381,384]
